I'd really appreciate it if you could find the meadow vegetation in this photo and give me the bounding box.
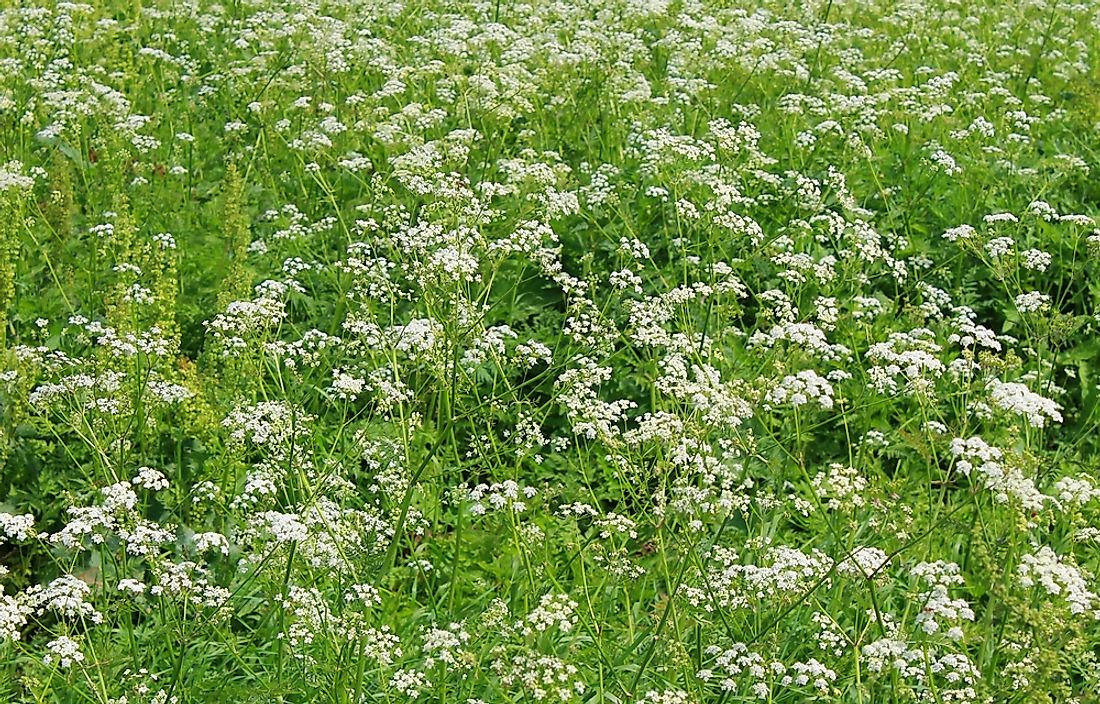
[1,0,1099,701]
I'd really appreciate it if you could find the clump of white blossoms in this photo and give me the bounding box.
[556,357,638,440]
[1,594,32,644]
[1017,546,1099,617]
[986,379,1063,428]
[132,466,169,491]
[837,547,891,578]
[43,636,85,669]
[1050,475,1100,510]
[942,224,976,242]
[865,329,945,395]
[654,354,754,429]
[640,689,695,704]
[910,561,975,639]
[388,669,429,699]
[1013,291,1051,314]
[421,622,471,670]
[494,654,586,702]
[862,638,981,704]
[0,513,36,542]
[684,544,831,611]
[466,481,538,516]
[522,593,578,636]
[949,436,1045,511]
[1021,248,1053,271]
[811,464,867,511]
[765,369,834,410]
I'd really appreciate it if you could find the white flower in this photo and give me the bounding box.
[986,379,1062,428]
[765,370,834,410]
[117,579,147,595]
[522,593,578,635]
[193,532,230,555]
[1018,546,1098,616]
[1021,249,1052,271]
[0,513,36,542]
[44,636,84,668]
[132,466,169,491]
[985,236,1015,258]
[258,512,308,543]
[1014,291,1050,313]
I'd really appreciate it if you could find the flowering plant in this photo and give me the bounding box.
[1,0,1099,702]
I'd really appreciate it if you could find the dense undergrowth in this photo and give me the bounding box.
[1,0,1100,702]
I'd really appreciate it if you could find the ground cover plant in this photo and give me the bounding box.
[1,0,1099,701]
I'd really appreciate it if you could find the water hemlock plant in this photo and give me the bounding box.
[1,0,1099,702]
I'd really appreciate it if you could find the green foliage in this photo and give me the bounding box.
[1,0,1099,703]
